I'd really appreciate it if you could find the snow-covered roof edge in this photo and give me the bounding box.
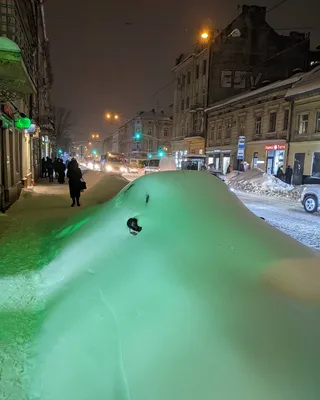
[205,74,303,113]
[285,66,320,99]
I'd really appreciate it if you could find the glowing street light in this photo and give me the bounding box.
[115,114,119,120]
[105,112,120,121]
[201,31,209,40]
[89,142,92,145]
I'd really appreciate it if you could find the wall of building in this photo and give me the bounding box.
[208,5,309,106]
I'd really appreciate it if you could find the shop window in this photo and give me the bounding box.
[253,152,259,168]
[255,115,262,136]
[298,113,308,135]
[316,111,320,132]
[283,109,289,131]
[268,112,277,132]
[312,152,320,174]
[225,121,232,138]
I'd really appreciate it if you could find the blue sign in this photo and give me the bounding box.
[237,136,246,160]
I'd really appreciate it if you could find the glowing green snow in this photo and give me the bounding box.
[1,171,320,400]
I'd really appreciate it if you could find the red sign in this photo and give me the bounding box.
[264,144,286,151]
[2,104,14,119]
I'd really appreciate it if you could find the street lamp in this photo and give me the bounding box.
[200,31,209,40]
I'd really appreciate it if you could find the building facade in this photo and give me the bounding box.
[205,66,320,183]
[0,0,53,211]
[207,5,310,106]
[172,46,209,167]
[171,5,310,169]
[117,110,172,161]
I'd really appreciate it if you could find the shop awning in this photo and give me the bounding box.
[0,37,36,101]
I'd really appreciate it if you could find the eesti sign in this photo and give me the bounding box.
[237,136,246,160]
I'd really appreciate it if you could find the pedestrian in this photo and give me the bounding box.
[67,159,83,207]
[41,157,47,178]
[53,157,58,180]
[226,165,232,174]
[56,158,66,184]
[285,165,293,184]
[276,165,284,180]
[47,156,54,183]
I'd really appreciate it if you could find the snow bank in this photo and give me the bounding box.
[82,171,128,205]
[227,168,298,198]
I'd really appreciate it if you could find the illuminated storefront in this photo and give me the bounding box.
[246,141,287,175]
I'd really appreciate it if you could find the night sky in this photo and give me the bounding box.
[45,0,320,141]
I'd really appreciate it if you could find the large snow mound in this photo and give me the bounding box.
[227,168,297,198]
[1,171,319,400]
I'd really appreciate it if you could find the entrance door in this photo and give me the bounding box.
[293,153,305,185]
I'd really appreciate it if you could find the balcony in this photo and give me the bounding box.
[0,37,36,101]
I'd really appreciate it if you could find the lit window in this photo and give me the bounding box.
[298,113,308,135]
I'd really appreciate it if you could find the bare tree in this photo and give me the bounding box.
[52,106,74,153]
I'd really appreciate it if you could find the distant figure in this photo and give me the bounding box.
[46,157,54,183]
[226,165,232,174]
[41,157,47,178]
[67,159,82,207]
[276,165,284,180]
[56,158,66,184]
[285,165,293,184]
[53,157,58,180]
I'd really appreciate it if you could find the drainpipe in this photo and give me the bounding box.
[286,99,294,167]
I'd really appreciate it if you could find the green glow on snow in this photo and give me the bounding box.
[0,171,320,400]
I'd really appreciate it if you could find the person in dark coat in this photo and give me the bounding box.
[46,157,54,182]
[53,157,58,180]
[276,165,284,180]
[285,165,293,184]
[56,158,66,184]
[67,159,82,207]
[41,157,47,178]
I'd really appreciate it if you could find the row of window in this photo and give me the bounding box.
[176,90,206,114]
[145,127,169,137]
[177,59,207,88]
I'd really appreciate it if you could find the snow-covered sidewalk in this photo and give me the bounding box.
[0,171,128,276]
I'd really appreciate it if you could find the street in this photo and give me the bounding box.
[236,191,320,250]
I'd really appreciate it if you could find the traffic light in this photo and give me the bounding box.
[147,153,152,158]
[58,148,63,155]
[158,148,165,157]
[134,132,141,141]
[92,149,97,155]
[15,117,31,130]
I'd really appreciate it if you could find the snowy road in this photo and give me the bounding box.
[236,191,320,250]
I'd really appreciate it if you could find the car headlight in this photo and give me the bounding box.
[106,165,112,172]
[88,163,93,169]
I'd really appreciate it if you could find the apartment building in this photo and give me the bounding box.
[0,0,53,211]
[118,109,172,161]
[205,67,320,184]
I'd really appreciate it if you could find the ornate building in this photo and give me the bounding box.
[0,0,53,211]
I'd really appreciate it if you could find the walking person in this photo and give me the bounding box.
[67,159,82,207]
[41,157,47,178]
[285,165,293,184]
[47,157,54,183]
[53,157,58,180]
[56,158,66,184]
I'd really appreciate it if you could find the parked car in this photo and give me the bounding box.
[301,185,320,213]
[302,172,320,185]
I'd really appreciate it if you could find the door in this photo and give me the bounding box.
[293,153,305,185]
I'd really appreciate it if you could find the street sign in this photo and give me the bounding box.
[237,136,246,160]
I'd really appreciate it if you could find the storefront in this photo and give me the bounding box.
[246,141,287,175]
[287,141,320,184]
[206,146,236,173]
